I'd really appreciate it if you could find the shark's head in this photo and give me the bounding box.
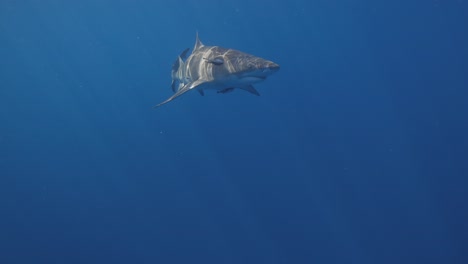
[226,50,280,83]
[192,34,279,85]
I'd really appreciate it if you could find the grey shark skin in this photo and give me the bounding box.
[153,33,280,108]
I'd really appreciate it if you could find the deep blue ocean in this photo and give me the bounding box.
[1,1,467,263]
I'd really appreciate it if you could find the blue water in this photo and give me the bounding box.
[1,1,467,263]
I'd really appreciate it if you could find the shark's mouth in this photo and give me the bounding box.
[238,73,266,80]
[239,76,267,84]
[255,76,267,80]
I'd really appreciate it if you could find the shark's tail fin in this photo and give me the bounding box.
[170,58,184,93]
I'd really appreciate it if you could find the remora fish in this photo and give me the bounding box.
[153,33,280,108]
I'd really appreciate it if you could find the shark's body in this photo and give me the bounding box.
[154,33,280,108]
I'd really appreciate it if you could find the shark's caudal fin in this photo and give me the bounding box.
[170,57,184,93]
[179,48,190,60]
[170,48,190,93]
[171,48,189,74]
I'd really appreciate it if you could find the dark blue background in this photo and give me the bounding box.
[1,0,467,263]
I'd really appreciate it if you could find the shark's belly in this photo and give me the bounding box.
[206,75,266,89]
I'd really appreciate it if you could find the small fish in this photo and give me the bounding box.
[204,57,224,65]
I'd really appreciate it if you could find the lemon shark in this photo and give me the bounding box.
[153,33,280,108]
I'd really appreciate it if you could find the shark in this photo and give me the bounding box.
[153,33,280,108]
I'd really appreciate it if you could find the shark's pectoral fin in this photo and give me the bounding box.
[239,85,260,96]
[186,79,206,90]
[154,79,206,108]
[198,89,205,96]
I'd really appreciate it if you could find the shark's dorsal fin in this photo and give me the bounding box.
[194,32,204,51]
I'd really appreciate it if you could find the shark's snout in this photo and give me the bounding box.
[265,61,280,72]
[258,61,280,76]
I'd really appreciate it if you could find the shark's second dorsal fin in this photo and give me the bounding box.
[194,32,204,51]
